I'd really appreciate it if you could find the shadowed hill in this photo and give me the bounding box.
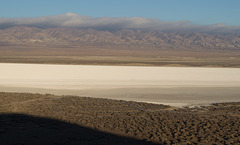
[0,113,157,145]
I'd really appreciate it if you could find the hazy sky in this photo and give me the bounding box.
[1,0,240,26]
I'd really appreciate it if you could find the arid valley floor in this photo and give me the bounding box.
[1,28,240,144]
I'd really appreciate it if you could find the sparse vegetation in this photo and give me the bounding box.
[0,92,239,144]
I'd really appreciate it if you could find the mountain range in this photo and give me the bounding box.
[1,26,240,56]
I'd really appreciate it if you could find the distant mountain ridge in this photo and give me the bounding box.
[1,26,240,51]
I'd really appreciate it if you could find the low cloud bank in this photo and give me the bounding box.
[0,12,240,33]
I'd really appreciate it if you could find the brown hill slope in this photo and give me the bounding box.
[0,92,240,144]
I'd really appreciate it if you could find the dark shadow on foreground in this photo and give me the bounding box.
[0,113,159,145]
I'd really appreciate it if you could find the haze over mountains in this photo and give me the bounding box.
[0,13,240,56]
[1,26,240,50]
[1,13,240,33]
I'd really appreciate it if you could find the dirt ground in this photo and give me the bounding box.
[1,55,240,67]
[0,92,239,144]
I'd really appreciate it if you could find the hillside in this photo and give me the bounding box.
[0,92,239,144]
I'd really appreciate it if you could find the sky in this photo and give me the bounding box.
[0,0,240,33]
[1,0,240,25]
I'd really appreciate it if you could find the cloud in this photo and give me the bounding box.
[0,12,240,33]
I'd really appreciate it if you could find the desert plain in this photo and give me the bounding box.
[1,63,240,107]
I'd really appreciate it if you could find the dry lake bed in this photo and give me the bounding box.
[1,63,240,107]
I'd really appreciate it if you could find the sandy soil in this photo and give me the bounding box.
[0,92,239,144]
[1,63,240,107]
